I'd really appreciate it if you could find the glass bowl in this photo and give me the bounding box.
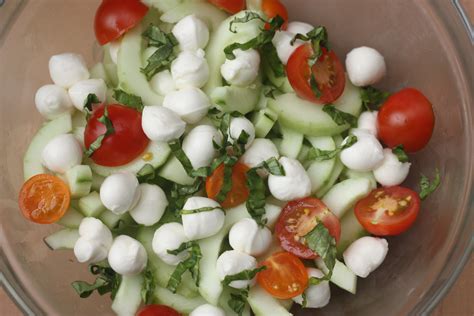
[0,0,472,315]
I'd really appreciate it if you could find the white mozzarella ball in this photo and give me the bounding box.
[100,172,140,215]
[108,39,121,64]
[240,138,280,169]
[287,21,314,35]
[216,250,258,289]
[340,129,384,172]
[163,87,210,124]
[268,157,312,201]
[190,304,225,316]
[150,70,176,96]
[228,117,256,148]
[357,111,378,137]
[142,106,186,142]
[41,134,83,173]
[108,235,148,276]
[152,223,189,266]
[263,203,283,229]
[182,197,225,240]
[343,236,388,278]
[49,53,90,88]
[373,148,411,187]
[220,49,260,86]
[272,31,304,65]
[346,46,386,87]
[68,79,107,111]
[182,125,223,169]
[35,84,74,119]
[129,184,168,226]
[171,49,209,89]
[74,217,113,264]
[78,217,113,243]
[293,268,330,308]
[172,15,210,51]
[229,218,272,256]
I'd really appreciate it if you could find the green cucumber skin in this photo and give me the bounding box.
[43,228,79,250]
[111,274,144,316]
[78,191,106,218]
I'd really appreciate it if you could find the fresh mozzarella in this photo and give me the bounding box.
[340,129,384,172]
[229,218,272,256]
[343,236,388,278]
[240,138,279,170]
[172,15,210,51]
[346,46,386,87]
[49,53,90,88]
[100,172,140,215]
[293,268,330,308]
[108,39,121,64]
[152,222,189,266]
[190,304,225,316]
[268,157,312,201]
[220,49,260,86]
[35,84,74,119]
[263,203,283,229]
[41,134,82,173]
[108,235,148,276]
[216,250,258,289]
[182,125,223,169]
[129,184,168,226]
[272,31,304,65]
[163,87,210,124]
[68,79,107,111]
[74,217,113,264]
[373,148,411,187]
[171,49,209,89]
[287,21,314,35]
[357,111,378,137]
[150,70,177,96]
[141,106,186,142]
[78,217,113,242]
[228,117,256,148]
[181,197,225,240]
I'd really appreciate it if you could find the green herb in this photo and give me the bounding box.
[141,269,155,304]
[85,105,115,157]
[260,42,286,77]
[229,12,265,33]
[305,135,358,162]
[113,89,144,111]
[215,157,238,203]
[392,145,409,163]
[259,156,285,176]
[304,222,337,278]
[83,93,100,119]
[142,24,178,47]
[228,288,249,316]
[360,86,390,111]
[180,206,220,215]
[419,169,441,200]
[71,264,121,299]
[322,104,358,126]
[168,139,210,178]
[302,292,308,307]
[166,241,202,293]
[223,266,266,286]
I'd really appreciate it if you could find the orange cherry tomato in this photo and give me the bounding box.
[257,251,308,299]
[262,0,288,29]
[18,174,70,224]
[206,162,250,208]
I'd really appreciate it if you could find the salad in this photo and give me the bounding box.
[18,0,441,315]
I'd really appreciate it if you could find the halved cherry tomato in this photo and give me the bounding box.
[84,104,149,167]
[136,304,181,316]
[207,0,245,14]
[354,186,421,236]
[275,197,341,259]
[257,251,308,299]
[206,162,250,208]
[18,174,70,224]
[287,44,346,104]
[94,0,149,45]
[378,88,435,152]
[262,0,288,29]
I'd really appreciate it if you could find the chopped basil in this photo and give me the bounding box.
[113,89,144,111]
[259,156,285,176]
[392,145,409,163]
[419,169,441,200]
[141,268,155,305]
[304,222,337,279]
[215,157,238,203]
[260,42,286,78]
[142,24,178,47]
[228,12,265,33]
[360,86,390,111]
[71,264,121,299]
[223,266,266,286]
[305,135,358,162]
[180,206,220,215]
[322,104,358,127]
[83,93,100,119]
[228,289,249,316]
[85,105,115,157]
[166,241,202,293]
[168,139,210,178]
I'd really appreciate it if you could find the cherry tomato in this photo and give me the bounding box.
[94,0,149,46]
[262,0,289,29]
[275,197,341,259]
[18,174,70,224]
[354,186,421,236]
[207,0,245,14]
[257,251,308,299]
[287,44,346,104]
[378,88,435,152]
[84,104,149,167]
[206,162,250,208]
[136,304,181,316]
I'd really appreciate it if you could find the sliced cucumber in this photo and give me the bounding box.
[143,0,183,13]
[57,207,84,228]
[158,155,194,185]
[337,209,368,258]
[262,59,293,93]
[315,158,344,198]
[154,286,208,314]
[219,287,251,316]
[279,125,303,159]
[89,62,110,86]
[100,210,133,230]
[23,114,72,180]
[71,111,87,128]
[211,83,262,115]
[65,165,92,198]
[247,286,292,316]
[78,191,106,218]
[252,108,278,138]
[315,258,357,294]
[103,46,119,87]
[342,169,377,190]
[306,136,336,193]
[322,178,372,218]
[43,228,79,250]
[91,172,105,191]
[72,127,85,149]
[111,274,144,316]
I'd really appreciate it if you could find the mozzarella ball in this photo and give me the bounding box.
[182,125,223,169]
[293,268,330,308]
[229,218,272,256]
[240,138,280,170]
[357,111,378,137]
[49,53,90,88]
[150,70,176,96]
[268,157,312,201]
[340,129,384,172]
[343,236,388,278]
[74,217,113,264]
[220,49,260,86]
[171,49,209,88]
[142,106,186,142]
[163,87,210,124]
[108,39,121,64]
[41,134,83,173]
[68,79,107,111]
[108,235,148,276]
[182,197,225,240]
[216,250,258,289]
[100,172,140,215]
[172,15,210,51]
[272,31,304,65]
[152,223,189,266]
[190,304,225,316]
[373,148,411,187]
[35,84,74,119]
[78,217,113,244]
[263,203,282,229]
[228,117,256,148]
[287,21,314,35]
[129,184,168,226]
[346,46,386,87]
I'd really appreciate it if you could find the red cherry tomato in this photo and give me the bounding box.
[378,88,435,152]
[206,162,250,208]
[287,44,346,104]
[84,104,149,167]
[207,0,246,14]
[354,186,421,236]
[262,0,288,29]
[136,304,181,316]
[94,0,149,45]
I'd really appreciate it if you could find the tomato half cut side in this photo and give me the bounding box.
[136,304,181,316]
[262,0,289,29]
[207,0,246,14]
[206,162,250,208]
[287,44,345,104]
[275,197,340,259]
[354,186,421,236]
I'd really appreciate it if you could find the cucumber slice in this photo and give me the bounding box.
[315,158,344,198]
[279,125,303,159]
[91,172,105,191]
[154,286,208,314]
[219,287,251,316]
[100,210,133,230]
[65,165,92,198]
[103,46,119,87]
[247,286,292,316]
[342,169,377,190]
[252,108,278,138]
[143,0,183,13]
[211,83,262,115]
[57,207,84,228]
[23,114,72,180]
[71,111,87,128]
[337,210,369,257]
[89,62,110,86]
[321,178,372,218]
[111,274,144,316]
[43,228,79,250]
[315,258,357,294]
[306,136,336,193]
[262,59,293,93]
[158,155,194,185]
[78,191,106,218]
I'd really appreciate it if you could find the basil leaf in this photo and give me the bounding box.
[167,242,202,293]
[305,135,357,162]
[223,266,266,286]
[419,169,441,200]
[301,292,308,308]
[180,206,220,215]
[304,222,337,274]
[228,290,249,316]
[261,42,285,77]
[141,269,155,305]
[72,264,121,299]
[113,89,144,111]
[360,86,390,111]
[229,11,265,33]
[392,145,409,163]
[168,139,210,178]
[142,24,178,47]
[215,157,238,203]
[259,156,285,175]
[322,104,358,126]
[84,93,100,119]
[85,105,115,157]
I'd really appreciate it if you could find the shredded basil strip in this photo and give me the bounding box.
[304,222,337,278]
[322,104,358,126]
[141,269,155,304]
[180,206,220,215]
[83,93,100,119]
[228,288,249,316]
[166,241,202,293]
[261,42,286,78]
[168,139,210,178]
[360,86,390,111]
[215,157,238,203]
[392,145,409,163]
[71,264,121,299]
[419,169,441,200]
[223,266,267,286]
[305,135,358,162]
[113,89,144,111]
[85,105,115,157]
